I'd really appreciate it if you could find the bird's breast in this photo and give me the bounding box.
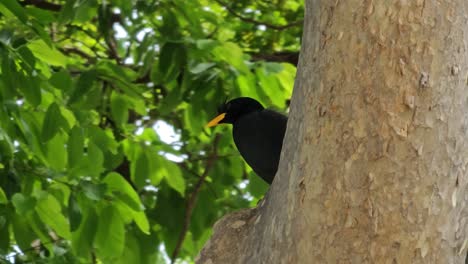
[232,111,286,183]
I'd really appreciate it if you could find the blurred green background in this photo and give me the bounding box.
[0,0,303,263]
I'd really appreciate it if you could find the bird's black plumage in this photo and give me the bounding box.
[207,97,287,184]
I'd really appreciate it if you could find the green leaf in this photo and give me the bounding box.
[49,70,73,92]
[17,46,36,69]
[181,232,197,255]
[18,74,42,107]
[212,42,248,73]
[81,181,107,201]
[0,30,13,46]
[86,141,105,176]
[247,171,269,198]
[88,126,118,154]
[103,151,124,172]
[137,231,160,263]
[137,128,159,142]
[184,103,205,135]
[28,212,55,254]
[159,10,180,39]
[15,111,47,163]
[132,210,150,234]
[74,0,97,23]
[275,63,296,95]
[113,191,141,213]
[68,126,84,168]
[191,190,216,240]
[30,19,53,47]
[27,39,68,66]
[0,0,28,23]
[256,67,283,107]
[95,205,125,259]
[48,182,71,205]
[58,0,76,24]
[12,213,36,250]
[0,215,9,251]
[12,193,36,215]
[96,60,141,98]
[132,150,149,189]
[0,53,15,99]
[42,102,68,142]
[162,160,185,196]
[158,82,183,115]
[59,106,77,131]
[97,4,112,38]
[113,0,133,16]
[110,92,129,127]
[116,232,141,264]
[196,39,217,50]
[68,194,82,232]
[190,62,216,74]
[72,206,97,258]
[69,70,97,104]
[45,132,68,171]
[96,60,137,82]
[27,6,56,24]
[113,199,135,224]
[71,141,104,178]
[35,192,71,239]
[0,187,7,204]
[158,42,187,83]
[146,149,164,185]
[236,73,260,99]
[264,62,284,73]
[104,172,142,211]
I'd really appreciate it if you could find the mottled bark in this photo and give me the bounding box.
[198,0,468,263]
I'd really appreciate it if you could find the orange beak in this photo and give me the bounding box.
[206,113,226,127]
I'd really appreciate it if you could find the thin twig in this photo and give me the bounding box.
[3,238,63,260]
[178,162,219,199]
[188,153,239,162]
[213,0,303,30]
[59,47,96,64]
[105,36,121,65]
[171,134,221,263]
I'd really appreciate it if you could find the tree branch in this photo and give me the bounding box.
[20,0,61,12]
[20,0,124,26]
[214,0,303,30]
[250,51,299,66]
[171,134,221,263]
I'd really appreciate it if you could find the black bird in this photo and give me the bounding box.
[206,97,287,184]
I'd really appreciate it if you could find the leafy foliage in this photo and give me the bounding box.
[0,0,302,262]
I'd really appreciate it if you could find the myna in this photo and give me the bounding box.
[207,97,287,184]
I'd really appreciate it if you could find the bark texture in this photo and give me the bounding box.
[198,0,468,263]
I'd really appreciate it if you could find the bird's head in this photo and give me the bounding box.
[206,97,264,127]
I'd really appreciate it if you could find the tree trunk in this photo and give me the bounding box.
[198,0,468,263]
